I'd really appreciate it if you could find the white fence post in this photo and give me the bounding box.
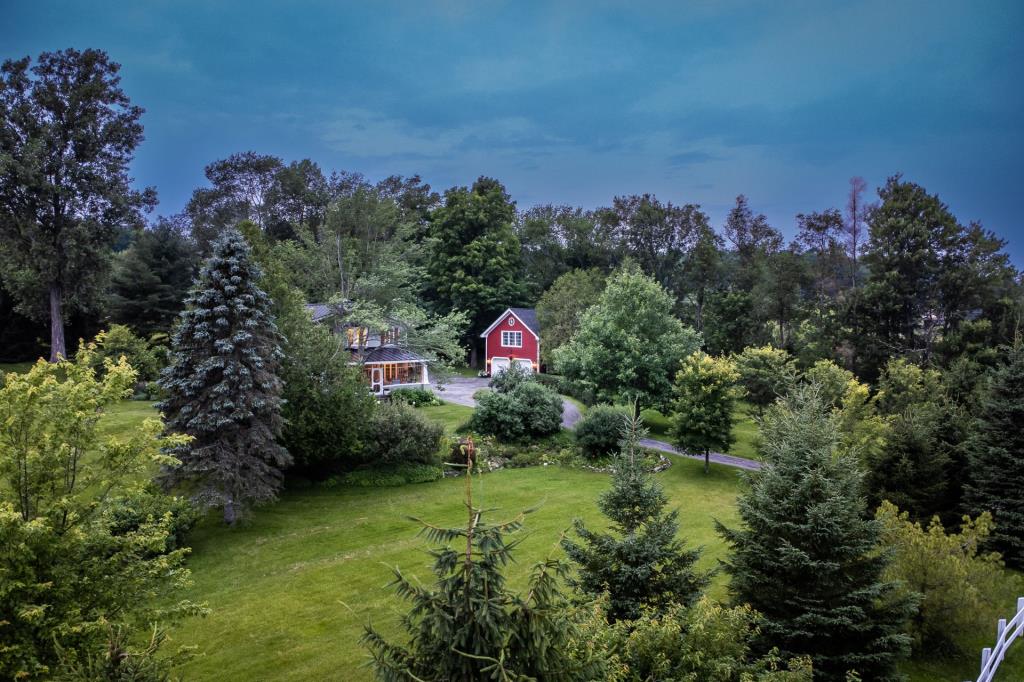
[974,597,1024,682]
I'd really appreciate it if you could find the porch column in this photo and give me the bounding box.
[422,363,429,386]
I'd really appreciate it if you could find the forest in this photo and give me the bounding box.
[2,48,1024,682]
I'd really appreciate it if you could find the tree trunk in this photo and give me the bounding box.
[223,499,237,526]
[469,342,478,369]
[704,448,710,474]
[49,283,66,362]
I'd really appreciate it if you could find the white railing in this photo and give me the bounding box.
[972,597,1024,682]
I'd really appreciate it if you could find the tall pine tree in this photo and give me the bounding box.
[159,230,290,524]
[717,385,915,681]
[563,413,709,622]
[964,343,1024,567]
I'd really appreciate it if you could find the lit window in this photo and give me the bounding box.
[501,331,523,347]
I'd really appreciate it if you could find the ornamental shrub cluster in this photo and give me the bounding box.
[364,402,444,466]
[574,404,629,459]
[470,375,563,441]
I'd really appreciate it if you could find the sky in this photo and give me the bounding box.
[5,0,1024,262]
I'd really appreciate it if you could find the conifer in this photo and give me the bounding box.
[159,230,290,524]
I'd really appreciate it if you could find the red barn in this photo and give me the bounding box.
[480,308,540,375]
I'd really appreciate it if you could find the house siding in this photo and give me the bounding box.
[484,310,540,373]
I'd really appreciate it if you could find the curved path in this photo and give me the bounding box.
[432,377,761,471]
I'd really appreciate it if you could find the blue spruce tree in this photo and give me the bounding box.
[159,229,290,524]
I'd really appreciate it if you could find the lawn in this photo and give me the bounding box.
[0,360,36,377]
[642,401,760,460]
[169,457,744,681]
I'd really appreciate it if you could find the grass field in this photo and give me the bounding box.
[170,458,744,681]
[642,401,760,460]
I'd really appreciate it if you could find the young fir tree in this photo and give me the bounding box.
[717,385,915,681]
[159,230,290,525]
[562,413,710,622]
[964,343,1024,567]
[362,444,592,681]
[671,351,743,473]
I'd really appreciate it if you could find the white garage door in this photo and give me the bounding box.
[512,359,534,373]
[490,357,510,374]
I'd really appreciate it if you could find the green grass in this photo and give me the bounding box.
[415,401,474,434]
[641,402,760,460]
[0,360,37,377]
[170,457,744,681]
[98,400,160,438]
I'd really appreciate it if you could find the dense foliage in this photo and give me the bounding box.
[570,597,813,682]
[556,266,702,414]
[0,349,199,679]
[470,370,563,441]
[671,351,742,472]
[574,404,629,459]
[0,49,154,360]
[364,402,444,467]
[564,415,709,622]
[876,501,1003,655]
[964,343,1024,566]
[718,386,915,681]
[158,231,290,524]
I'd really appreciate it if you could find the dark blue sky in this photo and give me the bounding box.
[6,1,1024,262]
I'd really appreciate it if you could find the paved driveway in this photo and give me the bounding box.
[432,376,581,429]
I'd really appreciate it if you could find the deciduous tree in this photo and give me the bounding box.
[671,351,742,473]
[0,49,155,361]
[556,265,701,415]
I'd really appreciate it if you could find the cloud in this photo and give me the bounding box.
[319,108,568,160]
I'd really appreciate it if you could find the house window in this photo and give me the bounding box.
[501,331,523,348]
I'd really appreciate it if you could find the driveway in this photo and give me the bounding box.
[431,376,759,470]
[432,376,582,429]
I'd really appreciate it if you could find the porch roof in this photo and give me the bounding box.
[361,345,428,364]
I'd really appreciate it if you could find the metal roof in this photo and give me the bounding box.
[361,345,428,364]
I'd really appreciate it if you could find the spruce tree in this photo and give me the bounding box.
[159,230,290,524]
[964,343,1024,567]
[717,385,915,681]
[362,448,591,681]
[563,413,710,622]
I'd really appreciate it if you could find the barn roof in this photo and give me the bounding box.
[479,308,540,338]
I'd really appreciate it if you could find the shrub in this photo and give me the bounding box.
[365,402,444,466]
[574,404,628,459]
[488,362,534,393]
[389,387,441,407]
[93,325,166,382]
[877,501,1004,655]
[104,487,199,555]
[470,381,563,441]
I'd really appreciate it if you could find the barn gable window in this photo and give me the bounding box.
[501,331,523,348]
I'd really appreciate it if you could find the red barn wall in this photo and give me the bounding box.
[484,311,539,372]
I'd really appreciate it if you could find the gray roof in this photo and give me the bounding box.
[305,303,334,323]
[361,345,427,364]
[508,308,540,336]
